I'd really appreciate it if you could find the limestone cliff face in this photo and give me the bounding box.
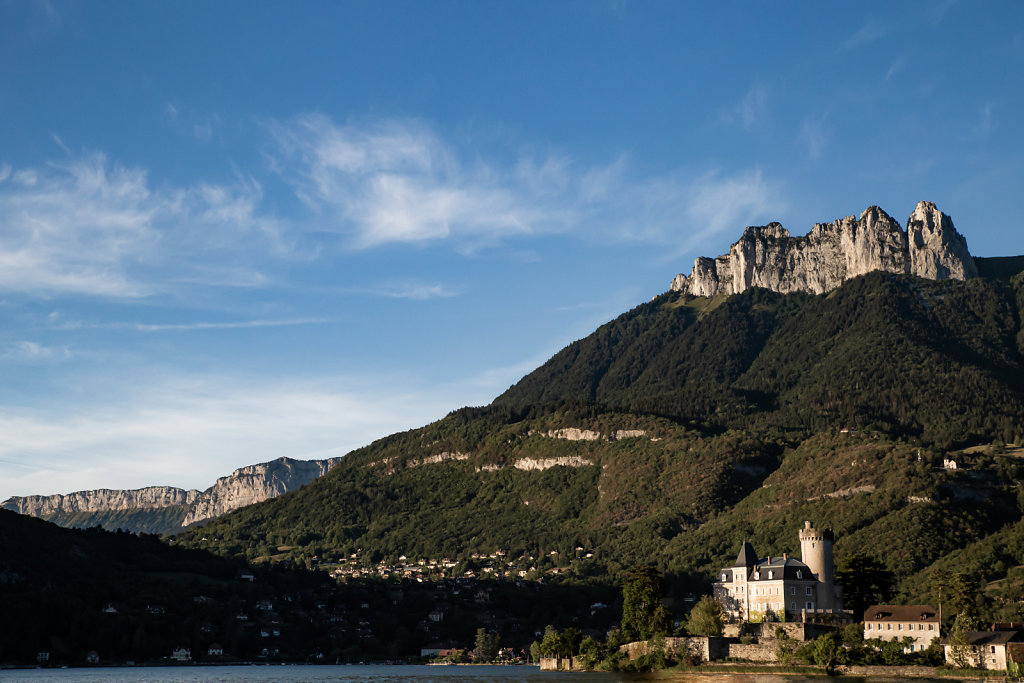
[670,202,977,296]
[180,457,339,527]
[2,456,340,531]
[2,487,200,516]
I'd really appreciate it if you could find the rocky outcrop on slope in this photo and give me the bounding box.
[180,457,339,526]
[670,201,978,296]
[2,456,340,532]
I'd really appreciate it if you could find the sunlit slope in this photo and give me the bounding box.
[176,271,1024,600]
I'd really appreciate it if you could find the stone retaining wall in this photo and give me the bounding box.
[727,642,778,662]
[843,665,943,676]
[619,637,729,663]
[538,656,582,671]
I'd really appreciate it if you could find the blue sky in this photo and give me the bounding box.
[1,1,1023,500]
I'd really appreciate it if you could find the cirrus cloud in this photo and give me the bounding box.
[0,153,282,298]
[269,113,787,255]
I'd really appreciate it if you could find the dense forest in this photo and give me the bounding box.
[9,268,1024,665]
[175,270,1024,619]
[0,510,617,665]
[496,271,1024,448]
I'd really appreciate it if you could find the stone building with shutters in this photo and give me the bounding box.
[863,604,939,652]
[713,521,844,623]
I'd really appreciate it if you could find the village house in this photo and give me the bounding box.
[944,630,1024,670]
[863,605,939,652]
[170,646,191,662]
[714,521,844,622]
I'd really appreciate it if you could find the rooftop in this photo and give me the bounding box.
[864,605,939,622]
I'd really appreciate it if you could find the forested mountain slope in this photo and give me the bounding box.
[496,271,1024,448]
[176,271,1024,617]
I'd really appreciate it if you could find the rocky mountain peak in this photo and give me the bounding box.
[670,202,976,297]
[742,222,790,241]
[2,455,340,533]
[907,200,978,280]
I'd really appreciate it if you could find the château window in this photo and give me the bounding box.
[929,625,934,630]
[722,573,727,582]
[791,587,796,595]
[806,587,812,595]
[754,571,760,580]
[767,570,774,579]
[796,570,802,579]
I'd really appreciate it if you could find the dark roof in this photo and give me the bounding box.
[750,557,812,581]
[734,541,757,568]
[759,556,808,569]
[864,605,939,622]
[950,631,1023,646]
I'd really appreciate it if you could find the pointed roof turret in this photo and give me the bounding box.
[734,541,757,568]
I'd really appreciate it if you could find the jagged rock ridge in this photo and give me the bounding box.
[1,487,201,516]
[670,201,978,296]
[180,457,339,527]
[1,456,339,532]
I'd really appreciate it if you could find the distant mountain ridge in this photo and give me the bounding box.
[671,201,977,296]
[1,456,339,535]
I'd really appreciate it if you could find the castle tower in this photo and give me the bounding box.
[799,520,835,611]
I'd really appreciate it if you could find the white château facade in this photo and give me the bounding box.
[713,521,843,622]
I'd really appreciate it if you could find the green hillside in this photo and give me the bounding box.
[37,504,189,536]
[175,271,1024,622]
[496,272,1024,448]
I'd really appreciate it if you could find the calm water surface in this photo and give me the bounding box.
[0,668,994,683]
[0,664,625,683]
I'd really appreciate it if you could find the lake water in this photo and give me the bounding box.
[0,664,626,683]
[0,667,997,683]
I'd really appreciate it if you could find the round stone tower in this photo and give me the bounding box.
[798,520,835,611]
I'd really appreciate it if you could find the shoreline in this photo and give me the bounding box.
[643,663,1011,681]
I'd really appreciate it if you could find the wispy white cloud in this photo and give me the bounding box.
[0,340,70,361]
[370,283,458,300]
[885,55,906,82]
[269,114,787,255]
[929,0,959,25]
[0,119,789,302]
[163,103,223,143]
[971,102,994,140]
[270,114,574,250]
[51,133,71,155]
[54,317,331,332]
[0,154,158,297]
[0,153,282,298]
[676,169,787,253]
[839,19,890,52]
[799,115,829,160]
[0,372,483,500]
[721,84,769,131]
